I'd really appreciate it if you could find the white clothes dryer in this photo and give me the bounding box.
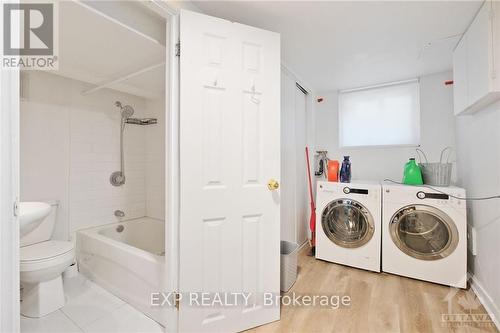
[382,183,467,288]
[316,181,381,272]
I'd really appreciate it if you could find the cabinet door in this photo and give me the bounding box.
[467,1,492,105]
[453,35,468,115]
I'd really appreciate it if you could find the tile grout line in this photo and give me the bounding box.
[62,275,161,332]
[61,276,125,331]
[58,309,85,333]
[76,299,129,331]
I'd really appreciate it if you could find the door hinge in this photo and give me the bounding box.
[174,292,180,310]
[175,42,180,57]
[13,200,19,217]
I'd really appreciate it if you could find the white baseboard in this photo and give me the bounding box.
[470,274,500,330]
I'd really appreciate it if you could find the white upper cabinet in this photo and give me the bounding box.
[467,2,492,104]
[453,0,500,115]
[453,35,468,114]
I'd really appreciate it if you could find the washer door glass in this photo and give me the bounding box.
[321,199,374,248]
[390,205,459,260]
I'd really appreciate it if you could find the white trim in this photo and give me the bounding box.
[149,0,179,17]
[76,0,164,46]
[165,9,180,333]
[339,78,420,94]
[281,63,314,94]
[337,144,422,150]
[470,274,500,330]
[0,62,20,333]
[82,62,166,95]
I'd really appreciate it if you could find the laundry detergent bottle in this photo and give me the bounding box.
[403,158,423,185]
[340,156,351,183]
[327,160,340,182]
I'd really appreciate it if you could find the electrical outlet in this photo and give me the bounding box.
[467,224,477,256]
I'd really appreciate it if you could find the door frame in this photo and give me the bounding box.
[280,64,316,245]
[1,0,21,329]
[146,1,180,332]
[165,5,180,333]
[0,1,181,331]
[0,42,21,333]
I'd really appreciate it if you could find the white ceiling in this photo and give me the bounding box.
[193,1,481,91]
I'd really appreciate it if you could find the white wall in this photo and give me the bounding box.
[314,71,456,182]
[20,71,165,238]
[455,101,500,324]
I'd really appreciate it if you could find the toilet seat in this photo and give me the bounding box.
[20,241,74,272]
[21,240,74,261]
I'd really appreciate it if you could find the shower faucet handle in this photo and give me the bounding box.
[114,210,125,218]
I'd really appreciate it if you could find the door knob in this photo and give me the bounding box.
[267,179,280,191]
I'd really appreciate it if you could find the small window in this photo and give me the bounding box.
[338,79,420,147]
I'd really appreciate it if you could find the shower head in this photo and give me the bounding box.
[115,101,134,118]
[121,105,135,118]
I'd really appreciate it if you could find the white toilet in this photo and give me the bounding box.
[20,202,75,318]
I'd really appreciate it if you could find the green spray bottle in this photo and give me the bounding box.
[403,158,424,185]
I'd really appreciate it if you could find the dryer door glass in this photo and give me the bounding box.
[321,199,375,248]
[390,205,459,260]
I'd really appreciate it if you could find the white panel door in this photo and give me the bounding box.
[179,10,280,332]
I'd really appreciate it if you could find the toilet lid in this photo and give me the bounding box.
[21,241,74,262]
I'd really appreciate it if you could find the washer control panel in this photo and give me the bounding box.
[318,182,379,200]
[416,191,449,200]
[343,187,369,195]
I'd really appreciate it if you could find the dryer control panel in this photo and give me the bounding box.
[343,187,369,195]
[416,191,449,200]
[318,182,381,202]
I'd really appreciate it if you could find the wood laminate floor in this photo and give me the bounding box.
[248,246,498,333]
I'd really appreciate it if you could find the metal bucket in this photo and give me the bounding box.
[416,147,453,187]
[280,240,299,292]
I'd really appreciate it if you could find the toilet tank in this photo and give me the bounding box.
[20,201,59,247]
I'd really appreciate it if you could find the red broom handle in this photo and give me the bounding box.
[305,147,315,206]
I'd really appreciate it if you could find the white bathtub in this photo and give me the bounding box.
[76,217,167,326]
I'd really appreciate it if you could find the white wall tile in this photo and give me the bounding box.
[20,71,165,237]
[20,101,70,241]
[145,99,165,221]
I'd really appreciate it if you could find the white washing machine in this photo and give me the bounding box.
[316,181,381,272]
[382,183,467,288]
